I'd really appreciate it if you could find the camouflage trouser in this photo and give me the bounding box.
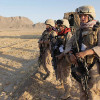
[42,48,54,75]
[78,62,100,100]
[56,58,72,93]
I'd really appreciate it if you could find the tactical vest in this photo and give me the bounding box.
[57,35,66,46]
[73,27,99,64]
[41,30,50,41]
[41,30,56,48]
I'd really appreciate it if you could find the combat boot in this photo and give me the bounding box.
[60,93,70,100]
[45,73,53,81]
[60,84,71,100]
[56,81,64,89]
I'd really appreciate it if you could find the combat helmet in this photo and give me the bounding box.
[75,6,96,19]
[56,19,70,28]
[45,19,55,27]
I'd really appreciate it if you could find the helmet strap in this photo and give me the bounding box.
[88,15,93,22]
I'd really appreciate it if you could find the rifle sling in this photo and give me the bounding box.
[78,29,83,52]
[71,60,95,83]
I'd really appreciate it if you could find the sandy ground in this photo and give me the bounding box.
[0,30,80,100]
[0,30,40,100]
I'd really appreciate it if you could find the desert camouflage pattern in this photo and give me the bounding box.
[64,20,100,100]
[75,6,96,19]
[39,30,57,80]
[61,19,70,28]
[56,31,72,99]
[45,19,55,27]
[79,62,100,100]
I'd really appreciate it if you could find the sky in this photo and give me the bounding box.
[0,0,100,24]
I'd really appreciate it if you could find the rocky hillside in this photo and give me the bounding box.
[33,22,46,33]
[0,16,33,30]
[0,16,45,33]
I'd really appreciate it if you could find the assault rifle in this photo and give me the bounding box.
[71,57,90,100]
[49,35,60,70]
[71,49,90,99]
[38,44,44,67]
[38,32,49,67]
[49,34,67,70]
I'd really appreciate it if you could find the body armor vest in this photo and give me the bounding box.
[41,30,56,48]
[73,27,98,64]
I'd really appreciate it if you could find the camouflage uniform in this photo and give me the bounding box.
[57,32,72,100]
[56,19,72,99]
[56,32,72,81]
[38,19,57,81]
[64,6,100,100]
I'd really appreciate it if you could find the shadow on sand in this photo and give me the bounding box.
[0,35,41,39]
[11,71,64,100]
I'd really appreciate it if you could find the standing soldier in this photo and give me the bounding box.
[63,6,100,100]
[56,19,72,100]
[38,19,57,81]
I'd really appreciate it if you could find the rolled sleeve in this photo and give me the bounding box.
[64,34,75,54]
[92,46,100,57]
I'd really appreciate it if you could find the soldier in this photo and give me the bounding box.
[56,19,72,100]
[38,19,57,81]
[62,6,100,100]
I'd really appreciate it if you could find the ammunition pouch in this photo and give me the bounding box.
[86,55,94,64]
[57,35,66,46]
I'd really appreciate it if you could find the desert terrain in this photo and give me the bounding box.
[0,30,80,100]
[0,30,39,99]
[0,16,80,100]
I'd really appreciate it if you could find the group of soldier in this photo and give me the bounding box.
[38,5,100,100]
